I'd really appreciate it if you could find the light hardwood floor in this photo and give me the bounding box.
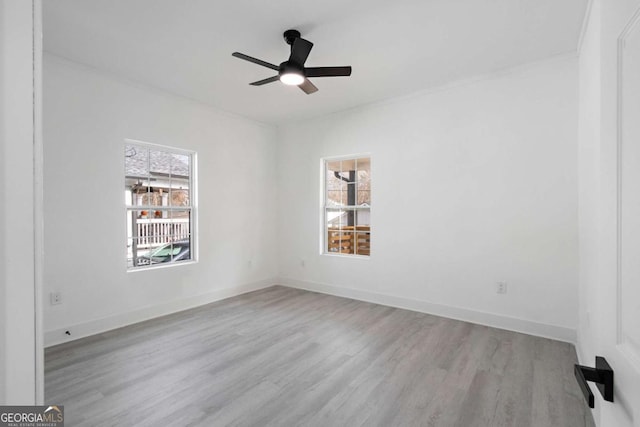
[45,286,595,427]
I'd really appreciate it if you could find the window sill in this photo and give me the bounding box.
[321,253,371,260]
[127,260,198,273]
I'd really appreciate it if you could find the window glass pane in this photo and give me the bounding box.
[326,222,354,254]
[130,186,149,207]
[170,186,190,207]
[354,232,371,256]
[327,209,361,230]
[354,157,370,172]
[171,237,191,263]
[330,170,351,184]
[357,187,371,206]
[127,230,135,268]
[138,209,152,220]
[152,244,178,258]
[129,209,152,266]
[356,157,371,206]
[139,241,186,266]
[170,210,191,241]
[340,159,357,173]
[171,153,190,178]
[125,145,149,207]
[151,208,165,219]
[169,152,190,207]
[125,145,149,178]
[128,211,192,267]
[326,160,342,174]
[346,182,356,206]
[326,209,346,229]
[142,217,168,248]
[131,238,151,267]
[326,161,346,203]
[149,149,171,176]
[140,190,163,207]
[327,190,346,206]
[356,210,371,228]
[337,231,355,254]
[345,209,356,227]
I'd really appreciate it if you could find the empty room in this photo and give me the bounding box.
[2,0,640,426]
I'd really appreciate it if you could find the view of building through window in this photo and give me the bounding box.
[324,156,371,256]
[125,142,195,269]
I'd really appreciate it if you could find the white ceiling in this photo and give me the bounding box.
[43,0,587,125]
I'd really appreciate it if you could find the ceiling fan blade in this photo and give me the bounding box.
[299,78,318,95]
[289,38,313,66]
[249,76,280,86]
[232,52,279,71]
[305,66,352,78]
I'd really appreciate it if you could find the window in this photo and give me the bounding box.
[323,155,371,256]
[125,141,196,269]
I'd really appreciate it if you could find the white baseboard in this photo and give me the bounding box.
[279,278,577,344]
[44,278,276,347]
[45,277,577,347]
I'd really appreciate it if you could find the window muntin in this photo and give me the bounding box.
[323,156,371,256]
[125,142,195,269]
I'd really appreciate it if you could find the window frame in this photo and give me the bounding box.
[124,139,198,271]
[321,153,371,258]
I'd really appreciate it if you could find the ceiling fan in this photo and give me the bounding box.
[232,29,352,94]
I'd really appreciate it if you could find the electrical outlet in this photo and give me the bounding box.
[496,282,507,294]
[300,259,306,267]
[50,292,62,305]
[248,259,253,268]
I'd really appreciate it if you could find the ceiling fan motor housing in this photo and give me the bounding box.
[283,29,301,45]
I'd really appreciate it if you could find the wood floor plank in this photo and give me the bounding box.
[45,286,595,426]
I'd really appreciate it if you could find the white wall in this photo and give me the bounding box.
[277,56,579,342]
[43,55,278,346]
[0,0,39,404]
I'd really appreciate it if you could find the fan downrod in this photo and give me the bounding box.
[283,29,301,45]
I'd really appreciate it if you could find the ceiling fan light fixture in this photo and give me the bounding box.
[280,72,305,86]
